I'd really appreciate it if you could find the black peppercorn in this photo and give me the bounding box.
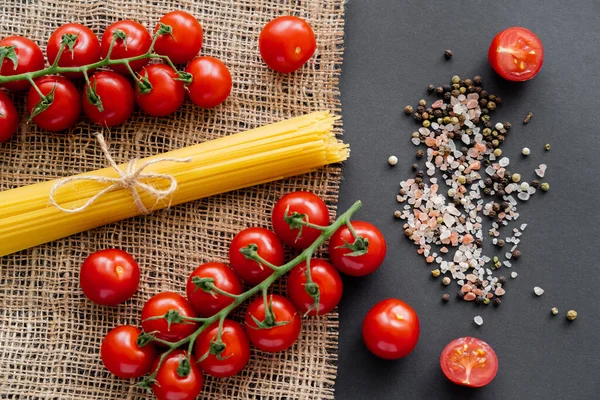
[468,85,476,93]
[498,135,505,143]
[444,49,453,59]
[418,182,425,190]
[415,177,423,184]
[497,189,506,197]
[503,121,511,130]
[505,172,512,181]
[502,201,510,209]
[512,250,521,259]
[475,239,483,248]
[443,92,452,101]
[488,94,497,102]
[488,209,496,218]
[442,293,450,302]
[412,163,418,171]
[493,298,502,306]
[443,84,451,92]
[501,178,509,186]
[463,78,473,87]
[416,170,424,178]
[493,203,501,212]
[497,239,505,247]
[427,84,435,93]
[495,97,502,105]
[479,98,488,108]
[473,76,483,85]
[472,117,480,125]
[531,180,539,188]
[465,177,473,185]
[433,109,442,118]
[414,113,422,122]
[483,188,491,195]
[426,107,433,115]
[475,296,482,304]
[474,86,482,94]
[451,89,460,97]
[457,291,465,299]
[436,86,444,95]
[483,159,491,166]
[416,105,425,113]
[416,149,424,158]
[447,132,455,139]
[484,178,492,187]
[480,90,488,98]
[498,276,506,284]
[491,174,500,182]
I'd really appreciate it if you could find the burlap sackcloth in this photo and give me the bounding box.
[0,0,345,398]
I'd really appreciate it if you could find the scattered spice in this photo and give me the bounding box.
[522,147,530,156]
[416,149,424,159]
[388,155,398,166]
[444,49,453,59]
[566,310,577,321]
[431,269,441,278]
[419,99,427,107]
[551,307,559,315]
[541,182,550,192]
[442,293,450,302]
[544,143,551,151]
[394,210,402,219]
[428,84,435,93]
[523,111,533,124]
[442,276,451,286]
[511,249,521,259]
[404,105,413,115]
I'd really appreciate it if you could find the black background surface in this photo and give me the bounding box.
[336,1,600,399]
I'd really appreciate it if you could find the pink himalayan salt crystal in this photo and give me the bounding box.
[495,287,506,296]
[464,293,476,301]
[469,161,481,171]
[473,288,483,296]
[428,218,437,228]
[466,274,477,282]
[426,256,434,263]
[432,99,444,108]
[461,285,473,293]
[450,231,459,246]
[440,247,449,253]
[468,148,480,158]
[435,155,444,165]
[487,293,494,299]
[462,234,474,244]
[430,184,439,194]
[475,143,487,153]
[467,99,478,109]
[426,137,437,147]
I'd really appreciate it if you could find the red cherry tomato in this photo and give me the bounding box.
[82,71,134,127]
[141,292,198,343]
[0,36,45,91]
[152,350,204,400]
[194,319,250,378]
[154,11,203,65]
[27,76,80,132]
[47,23,100,79]
[287,259,343,316]
[259,16,316,73]
[362,298,420,360]
[488,27,544,82]
[101,20,151,74]
[328,221,386,276]
[441,337,499,388]
[185,262,243,317]
[101,325,156,378]
[0,90,19,142]
[244,294,301,353]
[80,249,140,306]
[135,64,185,117]
[185,56,232,108]
[229,227,285,285]
[271,191,330,249]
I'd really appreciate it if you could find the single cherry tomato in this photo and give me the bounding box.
[194,319,250,378]
[0,90,19,142]
[141,292,198,343]
[229,227,285,285]
[152,350,204,400]
[259,16,316,73]
[101,20,151,74]
[47,23,100,79]
[27,76,80,132]
[362,298,420,360]
[488,27,544,82]
[185,56,232,108]
[287,259,343,316]
[101,325,156,378]
[244,294,301,353]
[79,249,140,306]
[0,36,45,91]
[441,337,499,388]
[271,191,330,249]
[185,262,243,317]
[82,71,134,127]
[135,64,185,117]
[328,221,386,276]
[154,11,203,65]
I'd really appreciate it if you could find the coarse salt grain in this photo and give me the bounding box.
[534,287,544,296]
[474,315,483,326]
[388,155,398,166]
[511,272,518,278]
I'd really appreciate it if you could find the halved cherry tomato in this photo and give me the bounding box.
[27,76,80,132]
[80,248,140,306]
[135,64,185,117]
[362,298,420,360]
[185,262,243,317]
[47,23,100,79]
[244,294,301,353]
[328,221,386,276]
[185,56,232,108]
[0,36,45,91]
[488,27,544,82]
[440,337,499,388]
[194,319,250,378]
[0,90,19,142]
[82,71,134,127]
[259,16,316,73]
[271,191,330,249]
[229,227,285,285]
[101,325,156,378]
[152,350,203,400]
[101,20,151,74]
[287,259,342,316]
[141,292,198,343]
[154,11,203,65]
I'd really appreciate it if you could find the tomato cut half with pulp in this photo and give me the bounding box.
[488,27,544,81]
[440,337,498,388]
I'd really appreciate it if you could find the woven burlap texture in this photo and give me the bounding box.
[0,0,345,398]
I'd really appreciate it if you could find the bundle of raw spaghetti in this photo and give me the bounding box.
[0,111,348,257]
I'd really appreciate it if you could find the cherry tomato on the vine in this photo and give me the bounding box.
[328,221,386,277]
[80,248,140,306]
[272,191,330,249]
[101,325,156,378]
[287,259,343,316]
[101,20,151,75]
[229,227,285,285]
[82,71,134,127]
[0,90,19,142]
[186,262,243,317]
[244,294,301,353]
[47,23,100,79]
[194,319,250,378]
[141,292,198,343]
[185,56,232,108]
[27,76,80,132]
[135,64,185,117]
[362,298,420,360]
[488,27,544,82]
[440,337,499,388]
[259,16,316,73]
[152,350,204,400]
[0,36,45,91]
[154,11,203,65]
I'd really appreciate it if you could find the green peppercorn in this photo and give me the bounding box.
[427,84,435,93]
[483,297,491,305]
[511,173,521,183]
[404,105,413,115]
[487,101,496,110]
[541,182,550,191]
[566,310,577,321]
[443,116,451,124]
[492,139,500,147]
[422,120,431,128]
[457,175,466,185]
[488,94,497,102]
[452,83,461,90]
[431,269,441,278]
[545,143,551,151]
[412,131,420,139]
[419,99,426,107]
[481,115,490,122]
[450,117,459,125]
[551,307,559,315]
[483,128,491,136]
[492,130,498,137]
[493,148,502,157]
[459,86,467,94]
[451,75,461,84]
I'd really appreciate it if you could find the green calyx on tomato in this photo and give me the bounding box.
[337,235,369,257]
[156,22,175,39]
[112,29,128,49]
[136,331,156,348]
[85,80,104,112]
[60,33,80,53]
[143,308,195,332]
[176,355,191,378]
[28,84,56,121]
[248,295,290,330]
[0,45,18,69]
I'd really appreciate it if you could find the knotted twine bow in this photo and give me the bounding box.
[49,133,192,214]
